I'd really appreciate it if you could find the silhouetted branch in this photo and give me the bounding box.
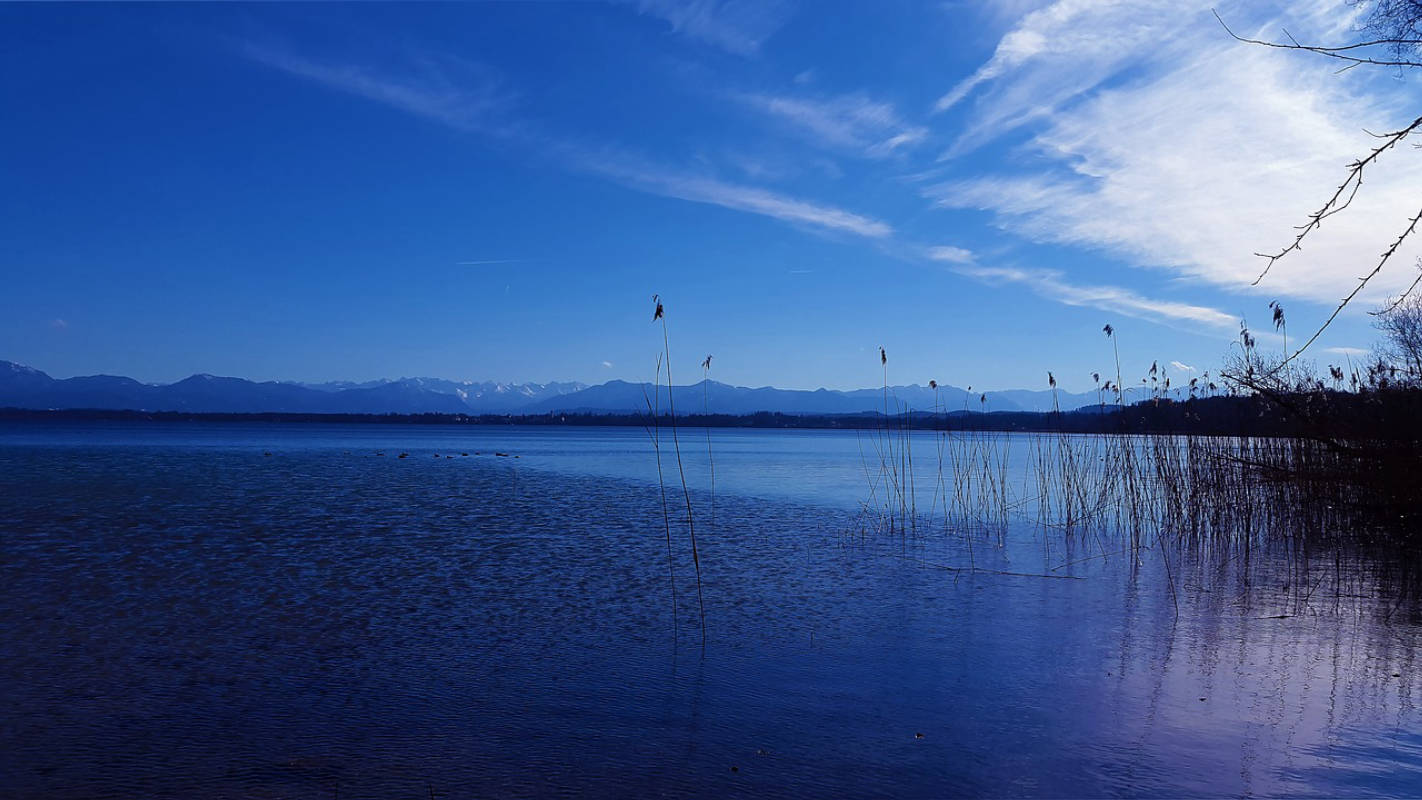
[1251,115,1422,290]
[1213,9,1422,68]
[1282,204,1422,367]
[1215,7,1422,367]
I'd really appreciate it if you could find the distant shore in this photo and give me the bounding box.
[0,397,1313,437]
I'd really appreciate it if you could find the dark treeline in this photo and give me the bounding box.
[4,389,1421,439]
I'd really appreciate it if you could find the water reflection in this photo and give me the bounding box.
[0,421,1418,797]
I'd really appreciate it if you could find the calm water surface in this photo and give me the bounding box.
[2,421,1420,798]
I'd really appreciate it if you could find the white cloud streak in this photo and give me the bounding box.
[926,245,975,264]
[569,148,894,238]
[629,0,796,55]
[734,91,928,158]
[927,0,1422,308]
[934,0,1186,156]
[955,265,1239,331]
[241,44,507,132]
[244,43,888,242]
[1323,346,1371,357]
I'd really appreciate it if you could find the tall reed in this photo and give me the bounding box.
[653,295,705,643]
[640,352,677,631]
[702,354,716,529]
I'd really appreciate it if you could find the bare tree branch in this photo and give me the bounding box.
[1282,205,1422,367]
[1213,9,1422,68]
[1214,5,1422,369]
[1251,115,1422,287]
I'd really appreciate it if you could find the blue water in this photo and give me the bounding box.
[1,421,1419,798]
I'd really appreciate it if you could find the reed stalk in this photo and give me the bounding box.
[654,296,705,644]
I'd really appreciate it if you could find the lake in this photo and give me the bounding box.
[2,420,1419,798]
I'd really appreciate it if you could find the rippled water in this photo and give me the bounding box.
[2,421,1420,798]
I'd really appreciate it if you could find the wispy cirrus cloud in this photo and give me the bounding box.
[243,42,889,241]
[933,0,1186,156]
[627,0,796,55]
[927,0,1422,309]
[570,147,893,238]
[955,265,1238,332]
[1323,346,1371,357]
[734,91,927,158]
[926,245,975,264]
[241,43,509,133]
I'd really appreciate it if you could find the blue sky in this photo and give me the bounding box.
[3,1,1419,391]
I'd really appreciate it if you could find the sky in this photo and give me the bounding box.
[3,1,1420,392]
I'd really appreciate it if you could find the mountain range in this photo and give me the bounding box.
[0,360,1187,416]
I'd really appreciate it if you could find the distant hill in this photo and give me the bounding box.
[523,379,1020,414]
[524,379,1183,415]
[0,363,472,414]
[0,360,1192,416]
[294,377,588,412]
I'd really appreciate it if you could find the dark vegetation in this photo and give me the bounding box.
[0,395,1402,435]
[844,297,1422,614]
